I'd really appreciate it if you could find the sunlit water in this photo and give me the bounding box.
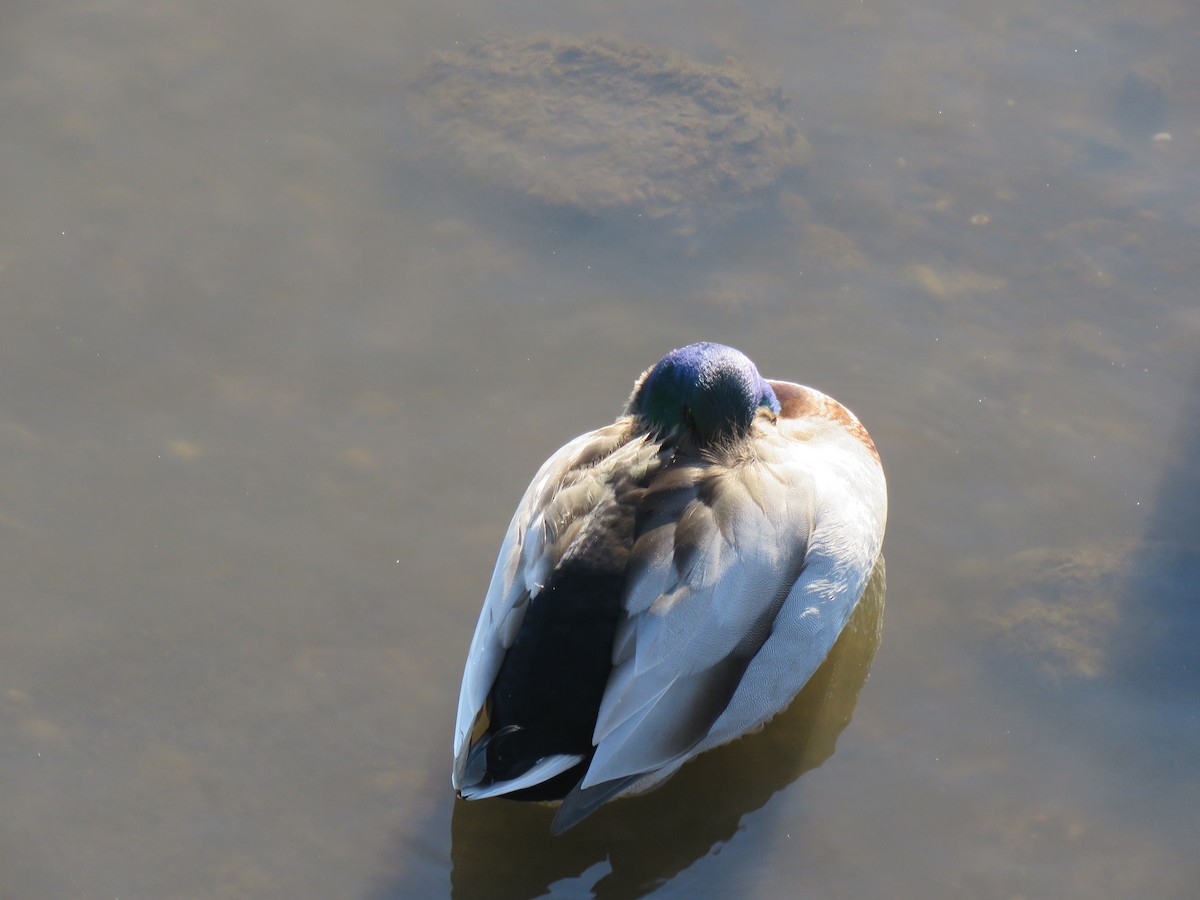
[1,1,1198,897]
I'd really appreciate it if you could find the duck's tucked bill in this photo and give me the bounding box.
[452,342,887,833]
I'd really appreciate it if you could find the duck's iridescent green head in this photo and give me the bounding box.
[631,343,780,443]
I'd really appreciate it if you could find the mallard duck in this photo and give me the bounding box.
[452,342,887,833]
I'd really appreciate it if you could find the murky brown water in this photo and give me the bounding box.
[2,1,1198,897]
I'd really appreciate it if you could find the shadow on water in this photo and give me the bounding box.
[976,357,1200,705]
[373,559,885,899]
[1142,359,1200,547]
[1114,357,1200,692]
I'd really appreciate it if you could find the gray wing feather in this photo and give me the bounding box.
[581,424,884,790]
[584,449,815,787]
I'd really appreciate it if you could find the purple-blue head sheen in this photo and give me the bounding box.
[634,343,780,442]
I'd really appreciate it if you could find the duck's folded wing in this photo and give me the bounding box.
[581,433,882,792]
[452,423,638,785]
[575,454,803,787]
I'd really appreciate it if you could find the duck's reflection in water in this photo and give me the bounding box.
[450,558,887,900]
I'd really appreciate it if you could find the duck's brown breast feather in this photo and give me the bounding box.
[768,380,881,464]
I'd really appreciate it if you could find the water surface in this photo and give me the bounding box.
[1,0,1198,897]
